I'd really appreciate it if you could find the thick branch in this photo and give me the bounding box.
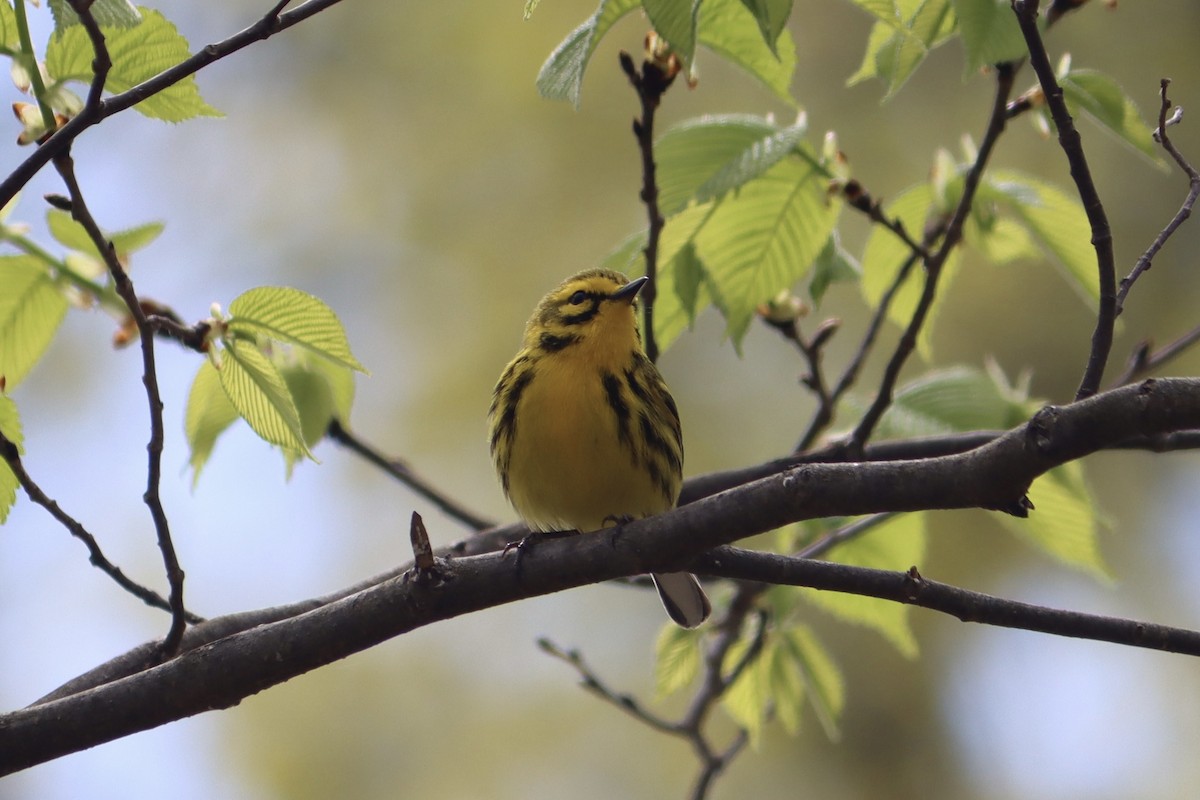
[3,378,1199,773]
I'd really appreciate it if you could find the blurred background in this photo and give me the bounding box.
[2,1,1200,797]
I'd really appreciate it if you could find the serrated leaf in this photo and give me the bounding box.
[46,209,163,261]
[655,623,703,696]
[737,0,792,55]
[986,171,1098,303]
[949,0,1027,72]
[535,0,641,107]
[698,0,797,106]
[781,627,845,740]
[46,8,221,122]
[185,357,239,486]
[874,364,1032,439]
[643,0,700,65]
[49,0,141,29]
[848,0,955,98]
[655,114,811,215]
[796,513,925,657]
[846,0,905,25]
[227,286,367,373]
[0,393,22,523]
[997,462,1110,579]
[0,256,69,389]
[215,339,310,458]
[694,156,841,345]
[1061,69,1158,160]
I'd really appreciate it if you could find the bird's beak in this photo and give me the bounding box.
[611,276,649,304]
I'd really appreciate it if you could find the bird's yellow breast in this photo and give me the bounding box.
[504,351,673,533]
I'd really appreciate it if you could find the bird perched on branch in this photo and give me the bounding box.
[488,269,710,628]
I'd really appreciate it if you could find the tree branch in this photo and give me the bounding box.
[1012,0,1116,400]
[0,0,347,212]
[0,429,202,624]
[4,378,1199,774]
[325,419,494,531]
[1115,79,1199,316]
[850,63,1017,450]
[53,147,188,656]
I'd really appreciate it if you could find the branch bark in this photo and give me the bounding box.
[2,378,1199,774]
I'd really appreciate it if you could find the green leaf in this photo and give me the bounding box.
[0,0,20,53]
[845,0,909,25]
[693,156,841,345]
[46,209,164,260]
[655,113,811,215]
[49,0,141,29]
[655,623,703,696]
[185,357,240,486]
[642,200,720,349]
[874,364,1032,439]
[643,0,700,65]
[227,286,367,373]
[949,0,1027,72]
[46,8,222,122]
[0,393,22,523]
[808,232,861,307]
[698,0,797,106]
[1060,69,1158,160]
[720,634,773,745]
[781,627,845,740]
[796,513,925,657]
[997,461,1110,579]
[966,214,1039,265]
[847,0,955,98]
[278,363,340,476]
[986,171,1098,303]
[0,256,69,389]
[214,339,310,458]
[737,0,792,56]
[535,0,641,107]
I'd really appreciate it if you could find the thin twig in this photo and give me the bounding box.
[698,548,1200,656]
[849,64,1017,451]
[619,46,678,364]
[1116,79,1200,316]
[537,638,677,735]
[325,419,494,531]
[54,148,188,656]
[842,180,933,262]
[0,430,203,624]
[1109,322,1200,387]
[795,512,898,560]
[1012,0,1116,400]
[0,0,347,212]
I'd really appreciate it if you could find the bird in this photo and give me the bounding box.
[488,268,711,628]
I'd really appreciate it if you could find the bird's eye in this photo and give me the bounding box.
[568,290,587,305]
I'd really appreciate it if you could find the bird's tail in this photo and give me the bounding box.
[651,572,711,628]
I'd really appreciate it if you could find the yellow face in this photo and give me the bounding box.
[521,269,646,371]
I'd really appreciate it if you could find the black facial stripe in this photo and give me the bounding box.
[560,294,604,325]
[539,332,579,351]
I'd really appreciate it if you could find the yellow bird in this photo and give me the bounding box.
[488,269,711,628]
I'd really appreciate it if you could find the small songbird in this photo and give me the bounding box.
[488,269,711,628]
